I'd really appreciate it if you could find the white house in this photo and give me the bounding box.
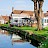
[10,13,31,26]
[42,17,48,28]
[10,8,35,26]
[0,16,4,24]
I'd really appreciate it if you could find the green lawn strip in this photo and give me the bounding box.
[13,26,36,31]
[1,24,48,37]
[38,39,48,48]
[13,26,48,37]
[34,30,48,37]
[0,24,9,27]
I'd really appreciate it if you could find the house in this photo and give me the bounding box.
[10,8,35,26]
[42,11,48,28]
[42,17,48,28]
[10,13,31,26]
[44,11,48,17]
[10,7,44,27]
[0,16,4,24]
[2,16,9,24]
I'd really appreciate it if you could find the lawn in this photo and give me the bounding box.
[13,26,48,36]
[1,24,48,37]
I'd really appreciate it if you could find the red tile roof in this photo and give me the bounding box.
[44,12,48,17]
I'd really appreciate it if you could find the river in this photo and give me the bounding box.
[0,29,36,48]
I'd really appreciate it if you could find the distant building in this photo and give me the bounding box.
[2,16,9,24]
[42,17,48,28]
[42,11,48,28]
[44,11,48,17]
[0,16,4,24]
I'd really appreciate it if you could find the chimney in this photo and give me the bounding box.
[12,7,14,12]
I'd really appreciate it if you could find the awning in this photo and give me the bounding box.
[22,18,31,20]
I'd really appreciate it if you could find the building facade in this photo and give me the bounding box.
[0,16,4,24]
[42,11,48,28]
[10,8,35,26]
[2,16,9,24]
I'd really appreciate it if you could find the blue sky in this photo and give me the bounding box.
[0,0,48,15]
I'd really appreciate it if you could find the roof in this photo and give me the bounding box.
[2,16,9,21]
[21,13,30,16]
[12,10,22,14]
[12,10,34,16]
[44,11,48,17]
[22,10,34,16]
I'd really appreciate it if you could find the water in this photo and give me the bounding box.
[0,30,36,48]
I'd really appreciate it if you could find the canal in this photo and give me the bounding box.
[0,29,36,48]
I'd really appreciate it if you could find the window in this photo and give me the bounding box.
[45,19,46,23]
[15,20,18,22]
[47,19,48,23]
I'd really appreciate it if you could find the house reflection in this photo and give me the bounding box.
[0,29,9,35]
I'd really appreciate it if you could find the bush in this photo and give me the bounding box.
[38,39,48,48]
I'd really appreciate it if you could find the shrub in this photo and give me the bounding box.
[38,39,48,48]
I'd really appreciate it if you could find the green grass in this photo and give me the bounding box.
[38,39,48,48]
[1,24,48,37]
[0,24,9,27]
[13,26,36,31]
[33,30,48,36]
[14,26,48,37]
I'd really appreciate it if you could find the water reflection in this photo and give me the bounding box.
[0,29,9,35]
[0,29,36,48]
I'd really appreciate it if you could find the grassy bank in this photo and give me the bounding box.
[1,24,48,48]
[1,24,48,37]
[13,26,48,37]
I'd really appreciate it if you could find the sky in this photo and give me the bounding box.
[0,0,48,16]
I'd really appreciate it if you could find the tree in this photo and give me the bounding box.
[32,0,44,30]
[38,0,44,30]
